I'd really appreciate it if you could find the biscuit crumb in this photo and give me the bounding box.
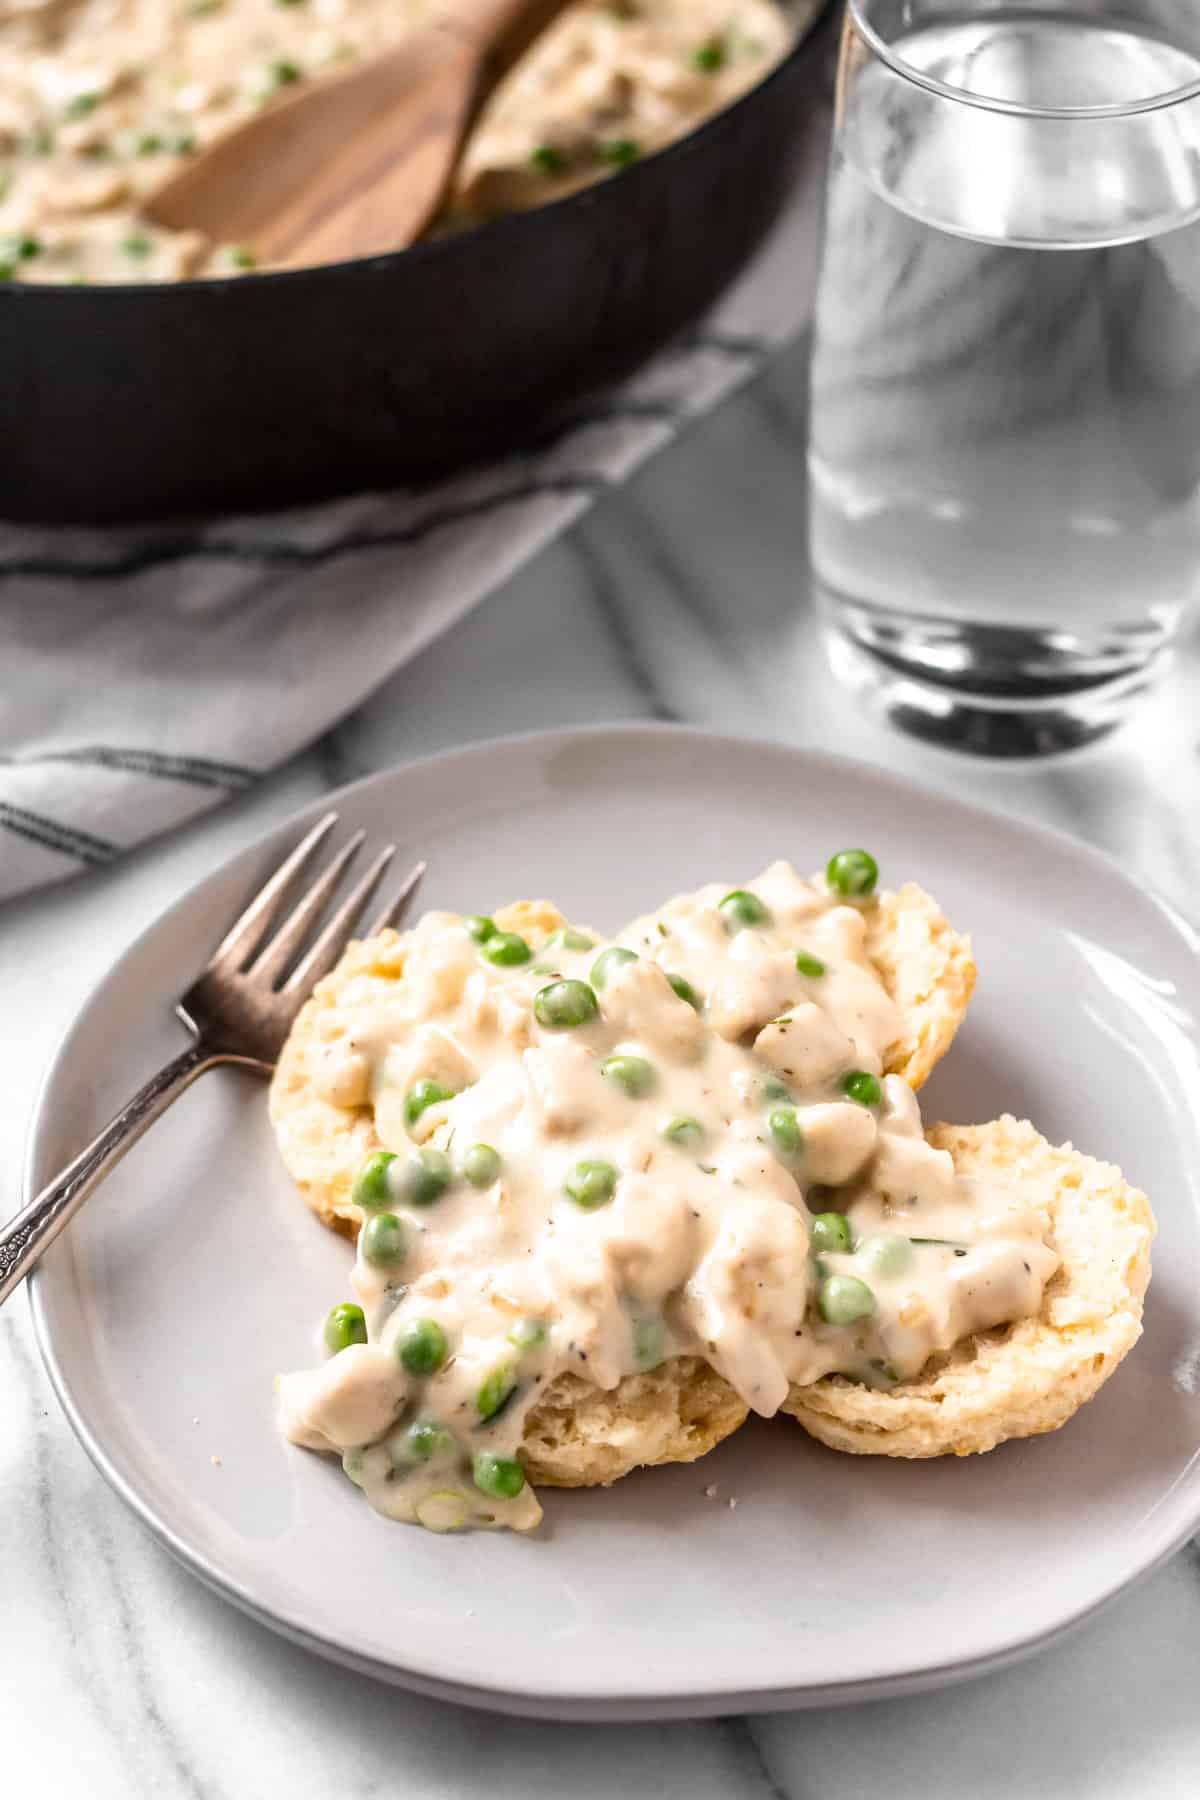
[704,1483,718,1499]
[728,1497,738,1509]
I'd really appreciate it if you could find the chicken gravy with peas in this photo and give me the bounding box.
[277,855,1059,1533]
[0,0,793,283]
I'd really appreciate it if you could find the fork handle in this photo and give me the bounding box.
[0,1042,226,1307]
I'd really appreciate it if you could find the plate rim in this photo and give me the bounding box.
[24,719,1200,1718]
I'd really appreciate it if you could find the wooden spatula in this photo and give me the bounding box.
[145,0,574,271]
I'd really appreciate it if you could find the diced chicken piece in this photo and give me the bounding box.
[708,940,801,1041]
[521,1039,596,1135]
[798,1101,878,1186]
[870,1129,958,1211]
[540,1242,627,1389]
[747,860,827,924]
[948,1241,1060,1336]
[720,1134,806,1209]
[682,1196,810,1416]
[879,1074,923,1137]
[754,1002,851,1086]
[603,1176,696,1301]
[277,1345,404,1453]
[598,960,705,1060]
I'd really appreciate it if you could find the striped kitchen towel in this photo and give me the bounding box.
[0,118,826,903]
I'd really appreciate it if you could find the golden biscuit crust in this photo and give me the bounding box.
[523,1357,748,1487]
[784,1117,1155,1458]
[867,883,976,1090]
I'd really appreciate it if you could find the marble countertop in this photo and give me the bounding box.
[5,331,1200,1797]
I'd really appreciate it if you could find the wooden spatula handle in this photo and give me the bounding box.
[435,0,574,80]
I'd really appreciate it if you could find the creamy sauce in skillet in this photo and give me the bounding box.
[278,865,1060,1533]
[0,0,792,283]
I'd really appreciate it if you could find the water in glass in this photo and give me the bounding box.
[809,4,1200,753]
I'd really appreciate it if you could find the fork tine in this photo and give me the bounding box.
[369,858,427,935]
[249,829,366,986]
[207,811,339,973]
[282,844,401,993]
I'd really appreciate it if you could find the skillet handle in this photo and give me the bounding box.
[0,1042,222,1308]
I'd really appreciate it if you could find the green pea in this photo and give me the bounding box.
[351,1149,396,1211]
[135,132,163,154]
[596,137,641,165]
[0,261,15,283]
[227,243,256,268]
[398,1146,453,1207]
[564,1159,619,1210]
[404,1418,455,1462]
[661,1115,704,1148]
[360,1211,406,1267]
[267,57,303,89]
[860,1234,912,1277]
[465,913,496,942]
[534,978,599,1029]
[2,234,40,262]
[690,38,726,71]
[601,1053,656,1098]
[507,1316,549,1350]
[476,1361,517,1420]
[65,93,99,120]
[819,1274,877,1326]
[633,1315,665,1369]
[590,945,638,989]
[795,950,826,978]
[841,1070,882,1108]
[768,1106,803,1155]
[719,888,771,931]
[396,1317,449,1376]
[531,144,566,174]
[825,848,879,898]
[473,1452,526,1499]
[667,972,700,1009]
[404,1078,455,1128]
[810,1211,852,1254]
[482,930,531,966]
[762,1077,792,1104]
[545,926,596,953]
[122,234,153,259]
[462,1143,501,1188]
[324,1303,367,1353]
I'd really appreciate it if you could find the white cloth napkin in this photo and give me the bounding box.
[0,120,826,903]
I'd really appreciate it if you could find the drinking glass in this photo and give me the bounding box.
[807,0,1200,755]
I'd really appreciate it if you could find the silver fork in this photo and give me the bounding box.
[0,813,425,1307]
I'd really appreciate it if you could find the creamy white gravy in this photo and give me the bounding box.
[0,0,792,283]
[278,863,1059,1532]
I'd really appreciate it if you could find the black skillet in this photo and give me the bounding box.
[3,0,835,524]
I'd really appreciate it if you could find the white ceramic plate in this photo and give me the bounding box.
[27,725,1200,1718]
